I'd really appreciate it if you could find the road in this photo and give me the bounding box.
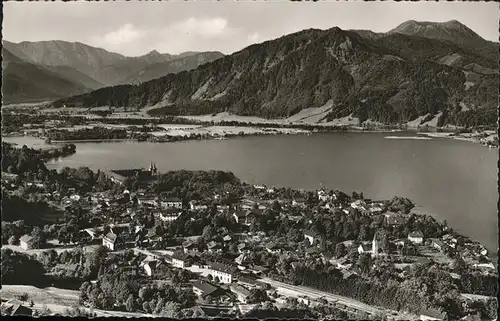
[258,277,382,315]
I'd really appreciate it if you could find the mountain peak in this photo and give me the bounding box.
[146,50,161,56]
[388,19,486,47]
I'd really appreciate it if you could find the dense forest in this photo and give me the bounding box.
[45,127,128,141]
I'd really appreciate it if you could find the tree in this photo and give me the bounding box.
[335,243,347,259]
[29,226,46,249]
[357,253,372,275]
[202,225,215,241]
[154,298,165,314]
[142,301,151,313]
[484,298,498,320]
[388,196,415,214]
[84,245,108,278]
[8,235,19,245]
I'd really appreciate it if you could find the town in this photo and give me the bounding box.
[1,141,497,320]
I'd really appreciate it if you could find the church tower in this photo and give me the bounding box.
[372,233,380,258]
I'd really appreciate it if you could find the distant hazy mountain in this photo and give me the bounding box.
[2,40,126,80]
[2,48,92,104]
[2,40,225,103]
[123,51,225,84]
[349,30,384,41]
[53,22,498,127]
[44,65,104,90]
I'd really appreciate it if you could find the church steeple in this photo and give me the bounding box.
[149,162,157,175]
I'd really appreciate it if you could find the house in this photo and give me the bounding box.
[138,197,158,207]
[358,243,372,255]
[141,258,162,277]
[192,280,224,299]
[233,210,248,225]
[69,194,81,201]
[394,238,406,247]
[84,227,103,240]
[250,265,268,275]
[208,262,237,284]
[146,226,162,244]
[237,243,247,253]
[102,231,119,251]
[160,197,182,209]
[340,269,356,280]
[350,200,367,210]
[171,252,189,268]
[189,200,208,211]
[158,208,182,222]
[430,238,446,252]
[292,198,306,207]
[408,230,424,244]
[223,235,232,242]
[235,253,251,266]
[183,241,198,253]
[102,225,130,251]
[232,209,261,225]
[304,229,320,246]
[230,284,252,303]
[238,275,264,289]
[368,203,384,214]
[207,241,221,253]
[265,242,282,254]
[306,246,320,256]
[19,235,33,250]
[317,190,333,202]
[384,212,405,226]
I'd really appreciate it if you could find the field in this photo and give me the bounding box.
[1,285,155,317]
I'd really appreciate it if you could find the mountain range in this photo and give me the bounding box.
[1,40,224,104]
[4,20,499,127]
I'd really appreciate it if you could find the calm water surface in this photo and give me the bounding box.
[5,133,498,254]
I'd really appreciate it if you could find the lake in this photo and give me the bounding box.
[4,132,498,255]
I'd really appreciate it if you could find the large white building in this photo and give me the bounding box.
[408,230,424,244]
[208,262,237,284]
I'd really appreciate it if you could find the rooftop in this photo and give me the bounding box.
[409,230,424,238]
[210,262,238,274]
[192,280,218,296]
[19,235,33,243]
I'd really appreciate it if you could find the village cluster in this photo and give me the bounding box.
[1,161,496,320]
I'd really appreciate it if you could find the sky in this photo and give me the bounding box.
[3,1,499,57]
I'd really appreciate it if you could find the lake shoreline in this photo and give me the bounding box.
[3,132,496,256]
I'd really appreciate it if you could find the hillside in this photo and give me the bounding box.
[2,48,93,105]
[52,25,498,127]
[373,33,498,70]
